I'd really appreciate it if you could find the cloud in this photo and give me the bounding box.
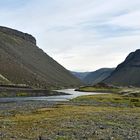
[0,0,140,71]
[0,0,29,9]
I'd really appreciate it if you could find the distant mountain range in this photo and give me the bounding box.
[0,26,82,89]
[104,49,140,87]
[71,71,90,80]
[72,68,114,85]
[83,68,115,85]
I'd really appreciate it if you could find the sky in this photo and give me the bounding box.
[0,0,140,72]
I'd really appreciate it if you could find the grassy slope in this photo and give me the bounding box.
[0,94,140,140]
[77,86,120,93]
[0,74,11,84]
[0,30,82,89]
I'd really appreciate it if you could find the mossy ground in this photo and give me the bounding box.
[77,86,120,93]
[0,92,28,97]
[0,94,140,140]
[77,85,140,97]
[72,94,140,107]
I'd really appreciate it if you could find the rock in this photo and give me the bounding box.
[99,125,105,129]
[0,26,36,45]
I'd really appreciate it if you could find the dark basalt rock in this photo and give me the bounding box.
[0,26,36,45]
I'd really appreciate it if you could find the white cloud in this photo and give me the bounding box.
[109,10,140,28]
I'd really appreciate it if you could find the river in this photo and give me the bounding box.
[0,89,106,102]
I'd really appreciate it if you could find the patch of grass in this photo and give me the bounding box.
[0,104,140,139]
[0,92,9,97]
[16,92,28,97]
[72,94,140,107]
[77,86,120,93]
[0,92,28,97]
[0,94,140,139]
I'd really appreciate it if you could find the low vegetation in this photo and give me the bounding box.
[77,86,120,93]
[76,83,140,98]
[0,92,140,140]
[76,83,121,93]
[72,94,140,107]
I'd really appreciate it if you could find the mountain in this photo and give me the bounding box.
[0,26,82,89]
[104,49,140,87]
[71,71,90,80]
[83,68,115,85]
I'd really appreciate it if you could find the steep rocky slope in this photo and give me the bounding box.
[0,26,82,89]
[104,49,140,87]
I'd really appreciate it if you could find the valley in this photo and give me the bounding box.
[0,26,140,140]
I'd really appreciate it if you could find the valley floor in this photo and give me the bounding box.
[0,93,140,140]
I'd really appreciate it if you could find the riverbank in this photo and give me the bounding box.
[0,93,139,140]
[0,85,69,97]
[76,83,140,97]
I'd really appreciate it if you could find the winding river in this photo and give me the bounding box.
[0,89,106,102]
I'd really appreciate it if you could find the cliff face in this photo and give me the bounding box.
[104,49,140,87]
[0,26,82,89]
[0,26,36,45]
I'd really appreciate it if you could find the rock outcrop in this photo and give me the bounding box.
[0,26,36,45]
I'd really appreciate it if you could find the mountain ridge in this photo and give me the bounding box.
[71,68,115,85]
